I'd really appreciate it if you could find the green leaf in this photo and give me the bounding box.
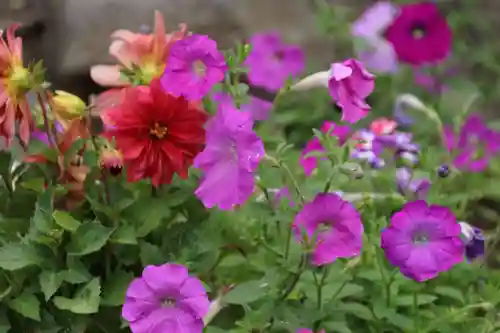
[53,278,101,314]
[139,241,164,266]
[325,283,364,301]
[8,291,41,321]
[110,225,137,245]
[223,280,268,304]
[20,178,46,193]
[31,189,54,233]
[396,294,437,306]
[124,197,171,237]
[66,222,114,256]
[434,286,465,304]
[59,259,92,284]
[52,210,81,232]
[39,271,63,301]
[322,321,352,333]
[0,243,43,271]
[337,302,374,321]
[101,270,134,306]
[0,308,11,333]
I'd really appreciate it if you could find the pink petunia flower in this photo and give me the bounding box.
[300,121,350,176]
[444,114,500,172]
[385,2,452,66]
[194,101,265,210]
[351,1,399,73]
[292,193,364,266]
[161,34,228,101]
[244,32,304,91]
[328,59,375,123]
[381,201,464,282]
[122,263,210,333]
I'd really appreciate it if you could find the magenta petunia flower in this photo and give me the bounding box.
[300,121,350,176]
[381,201,464,282]
[244,32,304,91]
[292,193,364,266]
[351,1,399,73]
[328,59,375,123]
[122,263,210,333]
[385,2,452,66]
[194,102,264,210]
[444,114,500,172]
[161,34,228,100]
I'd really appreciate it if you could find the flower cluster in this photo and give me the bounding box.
[4,2,496,333]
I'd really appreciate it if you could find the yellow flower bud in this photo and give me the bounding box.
[51,90,86,121]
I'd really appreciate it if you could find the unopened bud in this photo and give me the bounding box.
[52,90,86,121]
[291,70,329,91]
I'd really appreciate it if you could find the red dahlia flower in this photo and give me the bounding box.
[101,80,208,186]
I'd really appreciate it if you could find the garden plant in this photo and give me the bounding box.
[0,0,498,332]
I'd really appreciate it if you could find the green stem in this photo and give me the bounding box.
[264,154,305,204]
[374,247,392,307]
[284,226,292,260]
[314,266,330,310]
[413,292,419,333]
[280,255,306,301]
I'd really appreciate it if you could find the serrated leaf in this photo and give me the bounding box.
[59,261,92,284]
[124,198,171,237]
[53,278,101,314]
[8,291,41,321]
[31,189,54,233]
[0,243,43,271]
[101,270,134,306]
[66,222,114,256]
[52,210,81,232]
[223,280,268,304]
[39,271,63,301]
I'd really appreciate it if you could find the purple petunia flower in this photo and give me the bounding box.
[194,102,264,210]
[351,1,399,73]
[381,201,464,282]
[444,114,500,172]
[300,121,350,176]
[122,263,210,333]
[244,32,304,91]
[292,193,364,266]
[396,167,430,200]
[274,187,295,207]
[328,59,375,123]
[459,222,485,262]
[161,34,228,101]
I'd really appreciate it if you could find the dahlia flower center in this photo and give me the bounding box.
[7,66,31,96]
[193,60,206,77]
[411,24,426,39]
[150,122,168,140]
